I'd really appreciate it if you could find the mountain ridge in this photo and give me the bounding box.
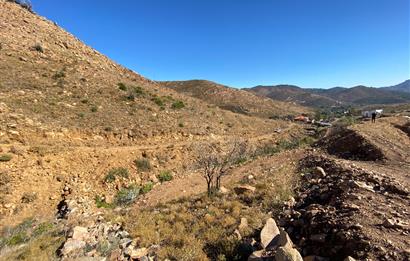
[244,80,410,107]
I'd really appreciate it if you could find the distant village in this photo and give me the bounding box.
[293,108,384,127]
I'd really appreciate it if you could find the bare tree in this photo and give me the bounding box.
[195,139,249,197]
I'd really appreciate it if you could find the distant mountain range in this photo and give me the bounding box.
[380,80,410,93]
[245,80,410,107]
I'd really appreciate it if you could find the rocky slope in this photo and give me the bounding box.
[0,0,307,227]
[0,0,290,148]
[0,0,308,232]
[160,80,309,119]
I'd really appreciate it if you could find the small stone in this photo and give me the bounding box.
[61,239,86,255]
[247,250,266,261]
[344,257,357,261]
[313,167,326,178]
[310,234,326,243]
[149,175,159,183]
[352,181,374,192]
[239,218,248,231]
[119,238,132,249]
[234,185,256,195]
[109,249,122,261]
[130,247,149,259]
[219,186,229,194]
[86,249,97,257]
[72,226,89,241]
[118,230,130,239]
[234,229,242,240]
[285,197,296,207]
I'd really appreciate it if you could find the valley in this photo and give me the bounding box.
[0,1,409,261]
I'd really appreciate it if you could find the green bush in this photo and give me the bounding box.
[32,222,54,237]
[0,154,12,162]
[104,167,129,183]
[152,97,164,106]
[6,232,29,246]
[33,43,44,53]
[141,182,154,194]
[90,105,98,112]
[52,70,65,79]
[134,159,151,172]
[171,100,185,109]
[95,195,113,209]
[115,185,140,205]
[178,122,184,127]
[126,86,145,100]
[334,116,357,127]
[118,82,127,91]
[1,218,34,248]
[157,171,173,182]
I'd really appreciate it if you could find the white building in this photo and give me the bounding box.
[362,109,383,118]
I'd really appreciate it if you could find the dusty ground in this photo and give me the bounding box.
[0,124,304,227]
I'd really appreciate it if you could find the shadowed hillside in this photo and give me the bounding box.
[245,85,339,107]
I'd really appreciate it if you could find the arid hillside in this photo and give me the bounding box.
[160,80,309,119]
[0,0,294,149]
[1,2,409,261]
[0,0,305,228]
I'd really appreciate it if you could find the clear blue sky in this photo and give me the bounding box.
[32,0,409,88]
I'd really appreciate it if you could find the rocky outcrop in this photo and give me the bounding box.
[279,154,410,261]
[59,218,155,260]
[248,218,303,261]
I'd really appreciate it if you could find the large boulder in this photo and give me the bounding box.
[278,228,293,249]
[275,246,303,261]
[260,218,280,249]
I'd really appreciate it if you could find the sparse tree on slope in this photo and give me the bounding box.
[195,139,249,197]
